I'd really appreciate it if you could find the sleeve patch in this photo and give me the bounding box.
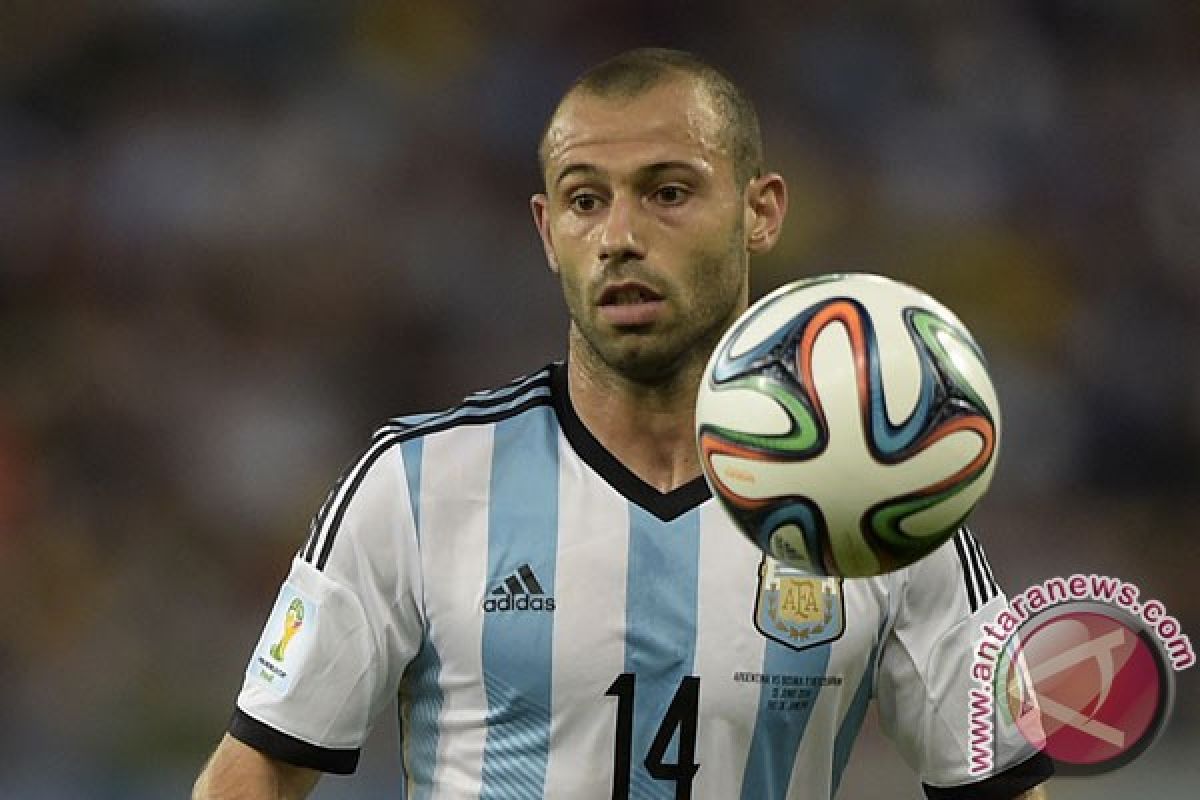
[246,582,319,696]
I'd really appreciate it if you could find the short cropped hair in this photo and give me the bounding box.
[539,48,764,186]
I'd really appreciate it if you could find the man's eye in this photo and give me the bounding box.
[569,193,601,213]
[654,185,688,205]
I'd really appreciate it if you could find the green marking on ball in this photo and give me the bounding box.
[868,480,976,553]
[709,375,820,453]
[911,310,988,414]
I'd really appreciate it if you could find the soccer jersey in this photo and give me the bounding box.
[231,363,1051,799]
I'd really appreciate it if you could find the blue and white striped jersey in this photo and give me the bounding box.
[231,363,1050,799]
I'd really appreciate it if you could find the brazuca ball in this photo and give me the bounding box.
[696,273,1000,577]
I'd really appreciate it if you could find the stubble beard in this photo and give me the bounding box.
[566,223,748,391]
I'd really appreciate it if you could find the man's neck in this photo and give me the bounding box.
[566,345,705,494]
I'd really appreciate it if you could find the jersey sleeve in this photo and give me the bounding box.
[874,528,1053,799]
[230,439,425,774]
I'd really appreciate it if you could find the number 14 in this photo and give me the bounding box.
[605,673,700,800]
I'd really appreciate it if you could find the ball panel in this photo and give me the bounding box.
[895,459,996,537]
[696,381,794,438]
[764,513,821,573]
[826,519,883,578]
[849,280,928,428]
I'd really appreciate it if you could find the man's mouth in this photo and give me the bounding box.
[597,282,666,326]
[598,282,664,306]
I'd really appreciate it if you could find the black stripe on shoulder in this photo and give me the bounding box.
[379,367,554,435]
[302,450,363,563]
[230,707,359,775]
[963,531,994,607]
[923,751,1053,800]
[959,526,1000,604]
[966,529,1000,597]
[383,392,552,445]
[314,433,405,570]
[952,528,981,613]
[306,371,556,571]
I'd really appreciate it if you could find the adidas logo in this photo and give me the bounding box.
[482,563,556,613]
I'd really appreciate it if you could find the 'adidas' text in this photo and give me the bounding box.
[483,563,556,613]
[483,594,556,613]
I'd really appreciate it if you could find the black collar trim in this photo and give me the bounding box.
[549,362,711,522]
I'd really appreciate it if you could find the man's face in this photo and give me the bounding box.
[532,78,754,384]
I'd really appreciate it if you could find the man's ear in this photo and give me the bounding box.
[531,193,559,273]
[744,173,788,255]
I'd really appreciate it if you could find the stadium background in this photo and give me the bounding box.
[1,1,1197,797]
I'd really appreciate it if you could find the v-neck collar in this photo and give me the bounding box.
[549,362,711,522]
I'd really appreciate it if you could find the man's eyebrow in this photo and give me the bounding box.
[555,163,604,187]
[638,160,704,176]
[555,160,705,187]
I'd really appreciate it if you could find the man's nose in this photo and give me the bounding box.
[598,193,647,263]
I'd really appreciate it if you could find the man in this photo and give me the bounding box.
[194,48,1052,799]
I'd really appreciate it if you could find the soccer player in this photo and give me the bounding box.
[194,48,1052,799]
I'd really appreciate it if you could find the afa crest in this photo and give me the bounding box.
[754,557,846,651]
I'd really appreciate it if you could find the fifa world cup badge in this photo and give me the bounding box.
[249,584,317,696]
[754,558,846,651]
[270,598,306,661]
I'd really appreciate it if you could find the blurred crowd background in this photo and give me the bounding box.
[1,1,1197,797]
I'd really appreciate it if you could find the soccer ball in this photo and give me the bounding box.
[696,273,1000,577]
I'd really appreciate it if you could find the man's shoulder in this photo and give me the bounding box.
[374,363,560,445]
